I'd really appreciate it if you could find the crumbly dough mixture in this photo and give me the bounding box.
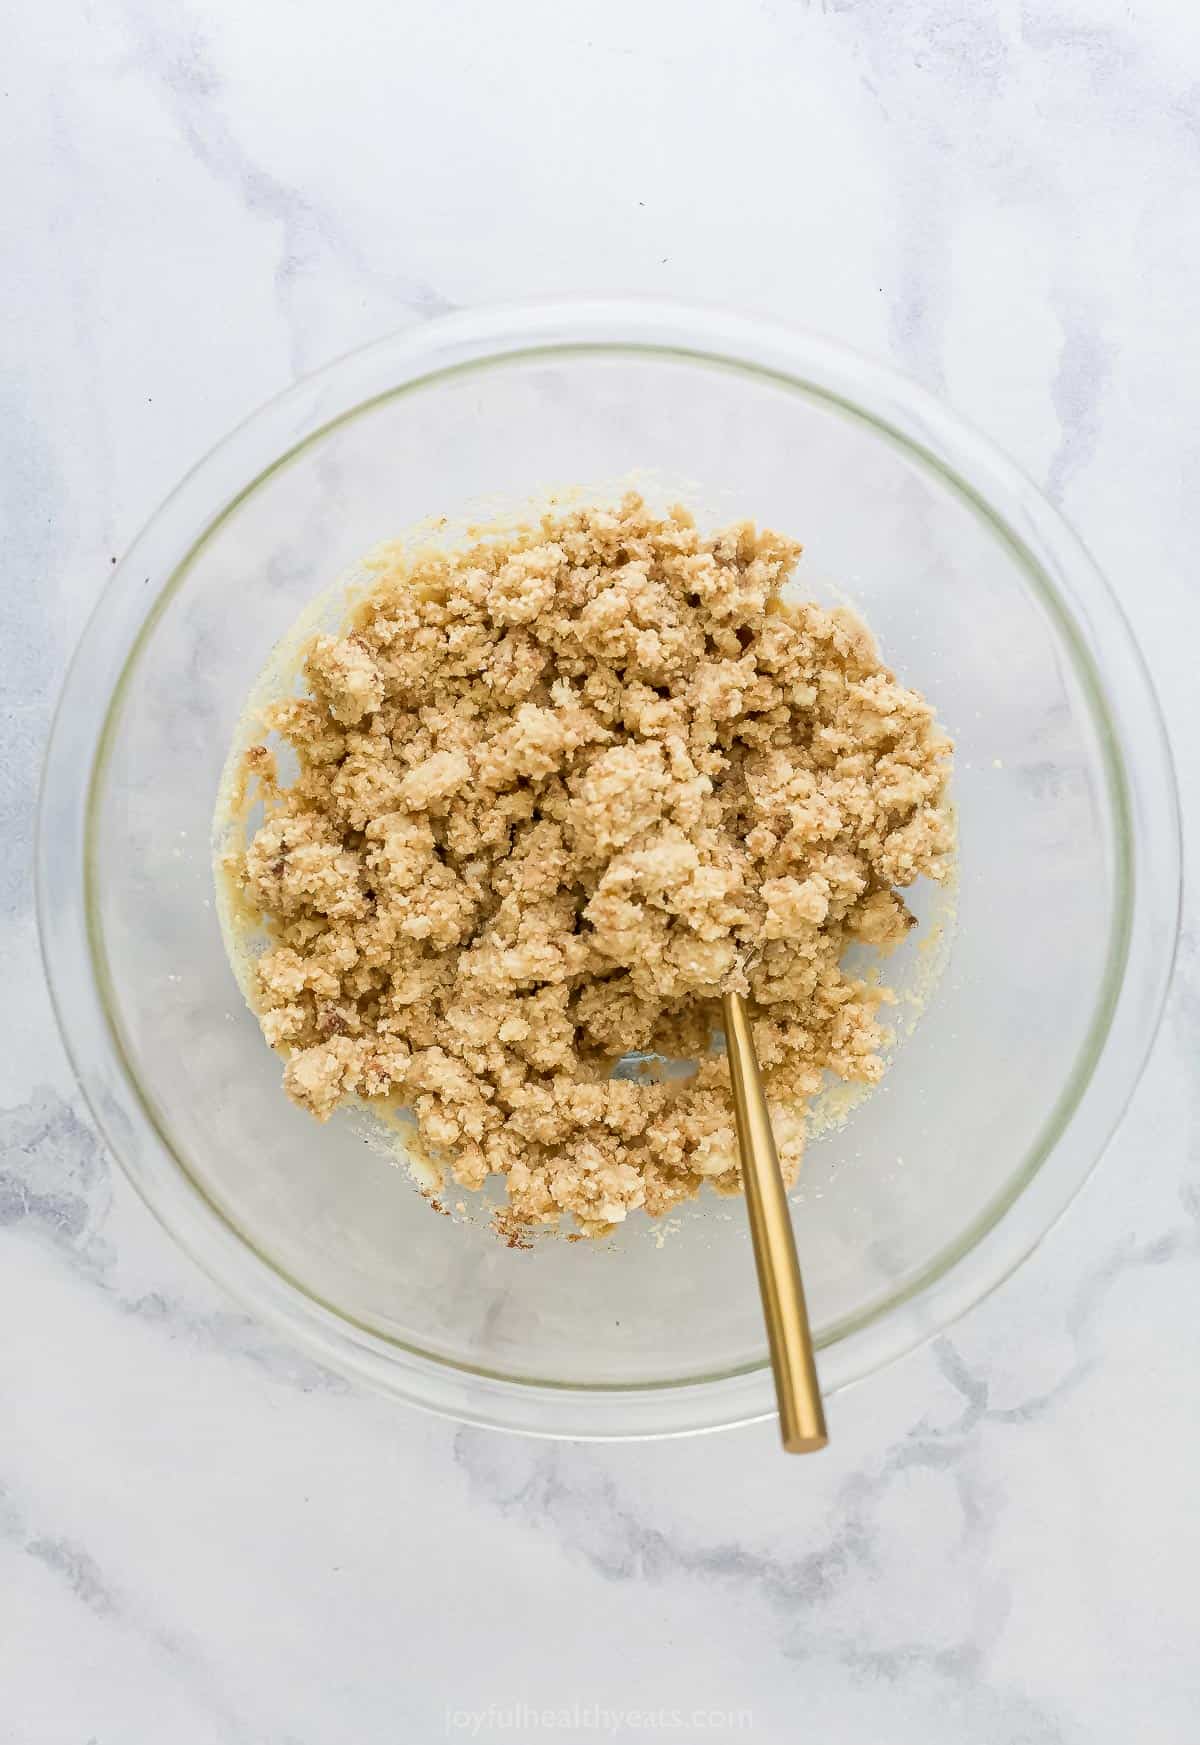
[229,495,953,1233]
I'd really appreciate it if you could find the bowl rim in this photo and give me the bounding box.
[37,297,1182,1439]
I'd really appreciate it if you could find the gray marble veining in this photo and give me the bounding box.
[3,1,1199,1739]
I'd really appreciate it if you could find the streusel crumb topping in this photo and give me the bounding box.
[229,495,952,1233]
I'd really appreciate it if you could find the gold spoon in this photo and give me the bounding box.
[723,989,828,1453]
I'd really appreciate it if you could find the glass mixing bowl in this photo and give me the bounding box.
[38,301,1180,1437]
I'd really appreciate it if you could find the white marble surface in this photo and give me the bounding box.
[3,1,1198,1739]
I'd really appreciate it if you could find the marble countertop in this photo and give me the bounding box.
[4,2,1198,1739]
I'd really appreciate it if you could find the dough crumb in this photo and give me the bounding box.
[228,496,953,1234]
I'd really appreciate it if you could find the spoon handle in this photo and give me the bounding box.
[722,990,828,1454]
